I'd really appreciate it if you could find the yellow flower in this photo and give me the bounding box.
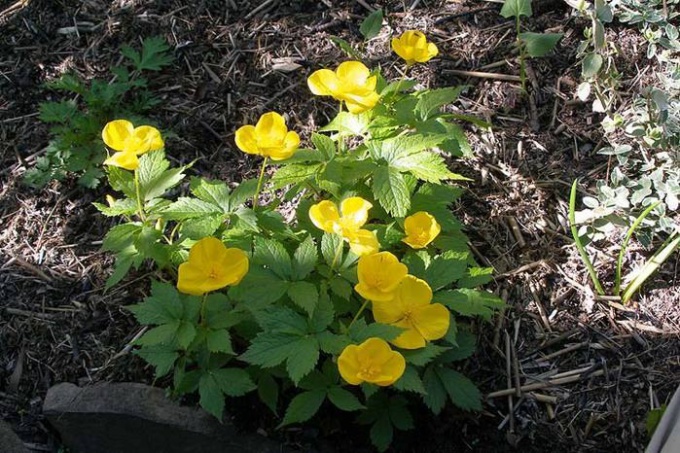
[402,211,441,249]
[338,337,406,386]
[309,197,379,256]
[177,237,249,296]
[102,120,164,170]
[307,61,380,114]
[355,252,407,301]
[391,30,439,66]
[234,112,300,161]
[372,275,450,349]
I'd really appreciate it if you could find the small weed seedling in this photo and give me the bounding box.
[500,0,563,92]
[27,36,173,188]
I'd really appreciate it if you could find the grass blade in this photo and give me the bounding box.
[569,180,605,295]
[621,233,679,304]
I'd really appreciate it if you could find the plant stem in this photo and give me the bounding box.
[329,240,344,273]
[516,16,527,94]
[622,232,679,304]
[199,293,210,327]
[134,170,146,222]
[253,157,268,209]
[569,180,605,295]
[614,201,660,294]
[348,299,370,330]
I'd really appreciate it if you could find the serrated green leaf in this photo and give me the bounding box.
[286,335,320,384]
[228,178,258,209]
[287,281,319,317]
[134,345,178,377]
[317,331,351,354]
[424,250,469,291]
[311,133,336,161]
[160,197,220,220]
[122,36,173,71]
[252,239,292,281]
[368,134,446,163]
[137,151,185,201]
[320,111,370,135]
[328,36,363,59]
[370,416,393,452]
[321,232,343,267]
[102,223,142,251]
[415,87,465,121]
[401,343,451,366]
[439,330,476,362]
[189,177,231,212]
[292,236,317,280]
[176,321,197,349]
[392,366,426,394]
[180,215,223,240]
[328,387,365,411]
[458,267,494,288]
[437,289,505,321]
[206,329,234,354]
[136,322,180,346]
[360,8,383,40]
[107,166,137,199]
[372,166,410,217]
[240,332,304,368]
[500,0,532,18]
[39,100,78,123]
[422,366,447,414]
[279,390,326,427]
[519,32,562,57]
[93,198,137,217]
[199,372,225,420]
[436,367,482,411]
[393,150,470,184]
[228,266,289,307]
[329,277,353,300]
[212,368,256,397]
[310,289,334,332]
[258,372,279,415]
[270,163,322,189]
[253,307,308,334]
[349,320,403,343]
[128,281,183,324]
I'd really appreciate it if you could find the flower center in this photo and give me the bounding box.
[358,364,381,380]
[208,267,219,280]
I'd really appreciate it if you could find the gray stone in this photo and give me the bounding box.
[0,419,30,453]
[43,382,291,453]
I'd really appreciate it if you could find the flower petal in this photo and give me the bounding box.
[177,262,211,296]
[234,125,260,155]
[336,61,370,86]
[412,303,450,341]
[255,112,287,142]
[373,350,406,386]
[338,344,364,385]
[269,131,299,161]
[391,325,427,350]
[104,151,139,170]
[398,275,433,307]
[427,42,439,59]
[340,197,372,230]
[218,248,250,286]
[188,237,228,266]
[309,200,340,233]
[308,69,339,96]
[347,229,380,257]
[355,252,408,301]
[132,125,164,154]
[102,120,134,151]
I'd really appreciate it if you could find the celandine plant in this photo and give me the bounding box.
[98,29,504,451]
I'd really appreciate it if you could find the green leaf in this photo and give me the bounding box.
[439,330,476,362]
[311,133,336,161]
[199,372,225,419]
[328,387,365,411]
[500,0,532,18]
[436,367,482,411]
[93,198,137,217]
[392,151,469,184]
[370,416,393,452]
[415,87,465,121]
[190,177,231,212]
[437,289,505,321]
[39,100,78,123]
[121,36,173,71]
[519,32,562,57]
[257,372,279,415]
[287,281,319,317]
[161,197,220,220]
[134,345,178,377]
[287,335,320,384]
[368,134,446,163]
[212,368,256,397]
[176,321,197,349]
[137,151,185,201]
[107,166,137,199]
[279,390,326,427]
[240,332,319,384]
[424,250,469,291]
[392,366,426,394]
[205,329,234,354]
[582,53,603,78]
[253,307,307,334]
[320,111,370,135]
[458,267,494,288]
[229,266,289,307]
[422,366,447,414]
[102,223,141,252]
[292,236,317,280]
[253,237,292,279]
[228,178,258,209]
[360,8,383,40]
[372,166,410,217]
[136,322,181,347]
[349,320,403,343]
[329,277,353,300]
[646,405,667,437]
[321,232,343,267]
[180,215,223,240]
[401,343,451,366]
[128,281,184,324]
[270,163,322,189]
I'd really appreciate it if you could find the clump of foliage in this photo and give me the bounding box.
[95,23,503,452]
[27,36,173,188]
[500,0,563,92]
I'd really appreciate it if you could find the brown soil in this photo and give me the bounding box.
[1,0,678,452]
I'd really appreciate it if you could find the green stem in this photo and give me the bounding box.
[614,201,660,294]
[569,180,605,295]
[253,157,268,209]
[200,293,209,326]
[134,170,146,222]
[329,240,344,273]
[348,299,370,330]
[516,16,527,94]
